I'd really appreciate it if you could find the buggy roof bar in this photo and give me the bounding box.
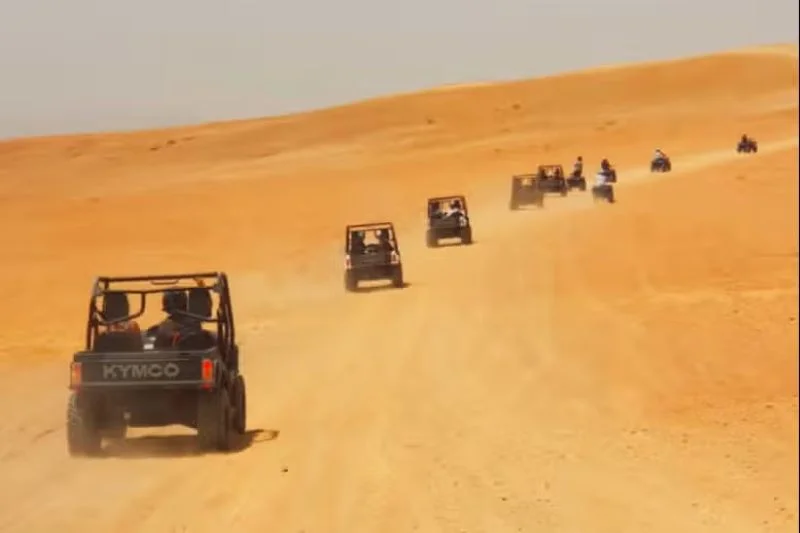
[346,222,395,231]
[427,195,466,203]
[96,272,221,283]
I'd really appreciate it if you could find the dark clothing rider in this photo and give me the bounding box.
[377,229,395,252]
[153,290,201,349]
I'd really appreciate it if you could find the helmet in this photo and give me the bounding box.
[162,290,187,314]
[601,158,610,169]
[577,156,583,161]
[451,199,462,209]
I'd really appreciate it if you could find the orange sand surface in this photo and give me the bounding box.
[0,44,797,533]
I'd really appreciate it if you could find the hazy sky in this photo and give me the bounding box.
[0,0,797,139]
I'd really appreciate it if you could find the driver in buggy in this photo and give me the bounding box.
[377,229,395,252]
[429,202,443,219]
[350,230,366,254]
[445,199,464,218]
[652,148,667,163]
[102,292,141,335]
[150,290,203,349]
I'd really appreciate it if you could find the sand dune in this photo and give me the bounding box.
[0,44,797,533]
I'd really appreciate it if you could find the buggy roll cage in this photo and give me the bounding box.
[536,164,565,177]
[427,195,469,215]
[344,222,400,253]
[84,272,236,352]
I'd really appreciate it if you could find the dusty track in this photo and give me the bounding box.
[0,44,797,533]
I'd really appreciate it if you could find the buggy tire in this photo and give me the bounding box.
[67,392,102,456]
[197,389,232,452]
[232,375,247,435]
[460,226,473,245]
[344,271,358,292]
[392,265,404,288]
[426,229,438,248]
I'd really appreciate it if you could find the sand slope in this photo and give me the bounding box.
[0,44,797,533]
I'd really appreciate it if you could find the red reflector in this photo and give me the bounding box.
[201,359,213,383]
[70,362,82,388]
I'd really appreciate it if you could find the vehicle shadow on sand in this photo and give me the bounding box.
[351,282,412,294]
[101,428,279,459]
[428,240,476,248]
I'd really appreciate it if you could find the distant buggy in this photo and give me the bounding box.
[344,222,404,291]
[67,272,247,456]
[737,136,758,153]
[426,195,473,247]
[509,174,545,210]
[535,164,569,196]
[650,155,672,172]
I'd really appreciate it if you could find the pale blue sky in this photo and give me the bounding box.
[0,0,797,139]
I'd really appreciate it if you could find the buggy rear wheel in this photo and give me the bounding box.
[232,375,247,435]
[426,229,437,248]
[460,226,473,245]
[66,393,102,457]
[197,388,232,452]
[392,265,404,288]
[344,270,358,292]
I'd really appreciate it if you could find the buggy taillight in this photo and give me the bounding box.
[390,252,400,264]
[201,358,214,389]
[70,362,82,389]
[345,255,352,269]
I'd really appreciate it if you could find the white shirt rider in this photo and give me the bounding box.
[595,171,608,187]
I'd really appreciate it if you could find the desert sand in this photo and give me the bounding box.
[0,44,797,533]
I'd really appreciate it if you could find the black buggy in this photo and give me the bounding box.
[66,272,247,456]
[535,164,569,196]
[650,155,672,172]
[737,135,758,153]
[344,222,404,291]
[426,195,473,247]
[509,174,545,210]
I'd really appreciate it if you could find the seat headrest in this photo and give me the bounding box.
[102,292,130,322]
[187,287,213,318]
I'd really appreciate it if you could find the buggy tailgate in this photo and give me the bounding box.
[70,352,212,389]
[352,251,393,267]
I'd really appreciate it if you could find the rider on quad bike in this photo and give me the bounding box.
[572,156,584,178]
